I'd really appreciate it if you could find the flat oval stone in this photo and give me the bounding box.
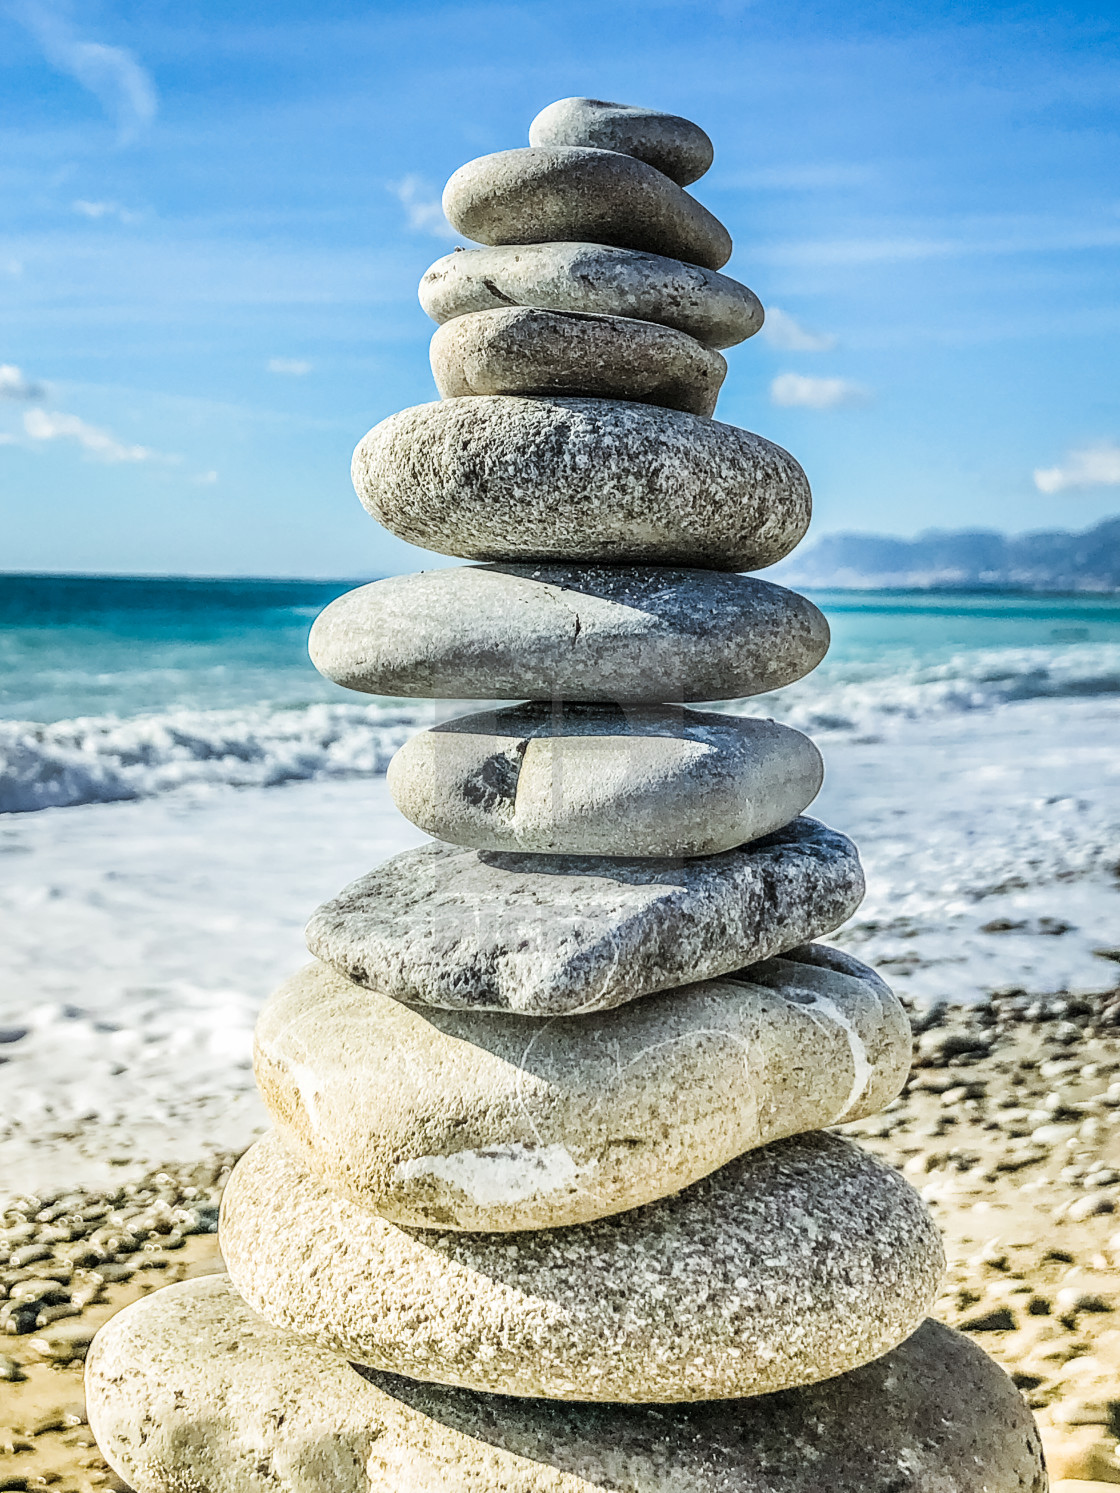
[430,307,726,416]
[387,705,823,857]
[352,397,810,571]
[255,949,911,1232]
[529,98,714,186]
[304,816,864,1016]
[87,1276,1045,1493]
[309,565,829,704]
[221,1131,945,1402]
[443,147,731,270]
[419,242,763,349]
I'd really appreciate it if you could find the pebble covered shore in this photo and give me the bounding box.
[4,984,1120,1489]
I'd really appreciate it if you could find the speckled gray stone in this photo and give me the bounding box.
[387,705,822,857]
[309,565,830,703]
[86,1275,1046,1493]
[352,397,810,570]
[529,98,715,186]
[254,949,910,1231]
[419,242,763,349]
[221,1131,943,1402]
[304,816,864,1015]
[444,148,731,270]
[430,307,726,416]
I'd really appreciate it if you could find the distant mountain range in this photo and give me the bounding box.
[770,517,1120,592]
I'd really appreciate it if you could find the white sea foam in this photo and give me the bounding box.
[3,643,1119,815]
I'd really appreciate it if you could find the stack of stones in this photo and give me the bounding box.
[87,100,1045,1492]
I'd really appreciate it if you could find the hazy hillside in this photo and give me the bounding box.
[770,517,1120,591]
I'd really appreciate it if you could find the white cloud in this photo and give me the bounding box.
[3,260,23,276]
[771,373,871,410]
[1034,442,1120,494]
[388,176,457,240]
[193,469,218,484]
[761,308,837,352]
[8,0,157,142]
[267,358,312,375]
[0,364,46,400]
[24,407,155,462]
[73,199,141,223]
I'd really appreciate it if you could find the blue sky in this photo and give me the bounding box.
[1,0,1118,577]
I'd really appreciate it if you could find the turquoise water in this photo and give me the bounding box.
[2,573,1119,812]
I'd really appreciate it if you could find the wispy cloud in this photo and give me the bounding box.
[0,364,46,400]
[771,373,871,410]
[388,175,457,240]
[267,357,312,375]
[761,308,837,352]
[193,469,218,485]
[7,0,157,142]
[73,199,141,223]
[24,407,156,462]
[1034,441,1120,494]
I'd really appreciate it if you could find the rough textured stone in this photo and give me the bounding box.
[419,242,763,349]
[387,704,823,857]
[309,564,830,704]
[443,147,732,270]
[430,307,726,416]
[352,396,810,571]
[255,949,911,1232]
[529,98,714,186]
[86,1276,1046,1493]
[305,816,864,1016]
[220,1131,944,1402]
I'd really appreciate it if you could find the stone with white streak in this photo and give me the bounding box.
[352,396,810,570]
[429,306,727,416]
[305,816,864,1016]
[220,1130,944,1402]
[254,948,910,1231]
[443,147,731,270]
[419,242,763,349]
[86,1276,1046,1493]
[387,704,822,857]
[529,98,715,186]
[308,564,830,704]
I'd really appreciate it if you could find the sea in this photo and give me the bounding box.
[2,573,1120,1190]
[3,573,1120,814]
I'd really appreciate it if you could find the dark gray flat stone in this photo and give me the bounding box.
[304,816,864,1015]
[429,306,726,416]
[443,147,731,270]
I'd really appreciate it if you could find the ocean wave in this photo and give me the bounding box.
[0,702,446,814]
[3,643,1119,813]
[750,642,1120,735]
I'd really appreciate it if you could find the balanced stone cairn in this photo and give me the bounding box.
[87,99,1045,1492]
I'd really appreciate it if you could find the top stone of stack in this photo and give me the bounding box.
[528,97,715,185]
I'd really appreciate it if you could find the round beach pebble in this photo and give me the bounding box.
[86,1275,1045,1493]
[309,565,829,704]
[254,949,911,1231]
[305,817,865,1016]
[443,147,732,270]
[529,97,714,186]
[430,306,727,416]
[387,704,822,858]
[352,396,810,571]
[220,1130,944,1402]
[419,242,763,349]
